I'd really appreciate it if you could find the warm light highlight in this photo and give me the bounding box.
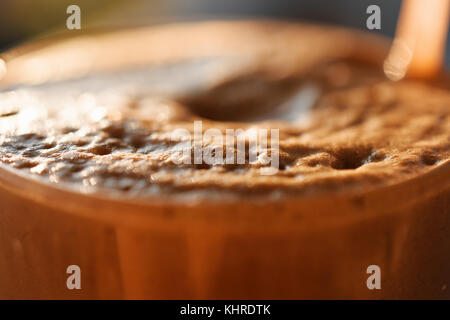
[384,0,450,80]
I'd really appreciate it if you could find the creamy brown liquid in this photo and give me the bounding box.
[0,30,449,200]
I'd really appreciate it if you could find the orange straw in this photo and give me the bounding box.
[384,0,450,80]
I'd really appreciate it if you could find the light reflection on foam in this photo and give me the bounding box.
[0,91,47,135]
[250,83,319,125]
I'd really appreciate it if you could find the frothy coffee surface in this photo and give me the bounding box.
[0,24,449,200]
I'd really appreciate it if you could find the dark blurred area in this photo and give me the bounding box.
[0,0,449,65]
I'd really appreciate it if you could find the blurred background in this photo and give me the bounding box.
[0,0,449,65]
